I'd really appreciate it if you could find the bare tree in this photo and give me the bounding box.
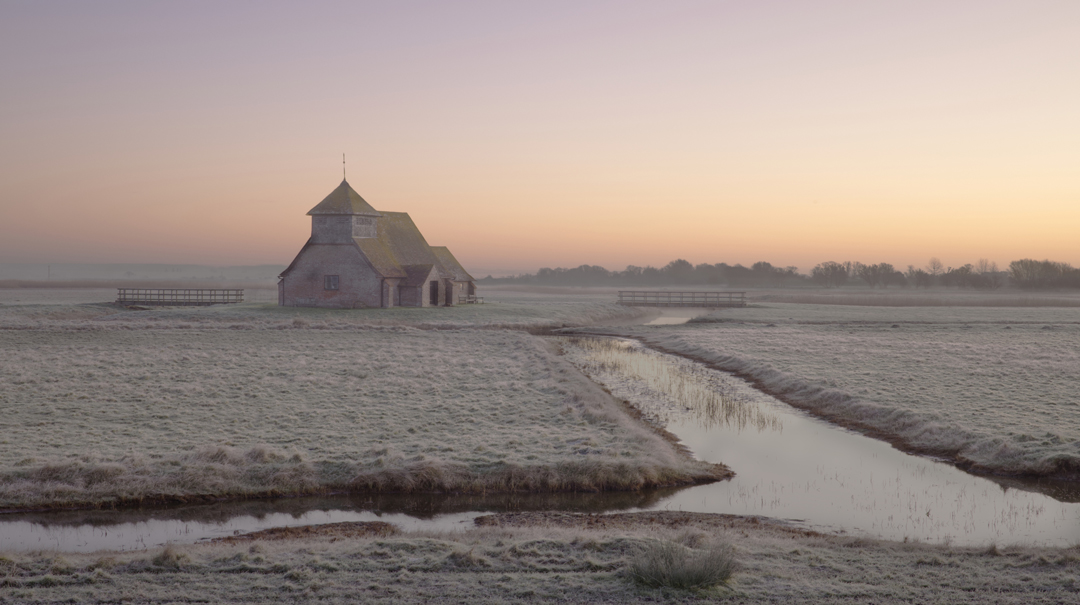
[974,258,998,274]
[1009,259,1078,288]
[906,265,932,288]
[811,261,849,288]
[926,257,944,276]
[854,262,872,286]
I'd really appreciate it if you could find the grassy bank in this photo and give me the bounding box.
[2,512,1077,603]
[0,323,724,511]
[586,303,1080,481]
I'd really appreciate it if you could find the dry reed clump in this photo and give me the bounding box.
[559,336,782,434]
[627,539,737,590]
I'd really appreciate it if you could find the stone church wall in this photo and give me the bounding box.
[280,244,382,308]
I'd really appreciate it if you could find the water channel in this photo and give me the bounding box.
[556,334,1080,547]
[2,312,1078,552]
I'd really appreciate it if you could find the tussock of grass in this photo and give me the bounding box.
[151,544,190,569]
[628,539,737,590]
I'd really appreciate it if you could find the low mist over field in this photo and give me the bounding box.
[0,263,284,285]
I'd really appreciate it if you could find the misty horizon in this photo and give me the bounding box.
[4,2,1080,272]
[4,254,1078,289]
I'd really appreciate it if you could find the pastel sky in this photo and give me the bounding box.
[2,1,1078,276]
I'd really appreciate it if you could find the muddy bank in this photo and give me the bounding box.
[474,510,815,536]
[211,520,399,544]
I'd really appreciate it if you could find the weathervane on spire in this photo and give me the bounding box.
[343,153,346,181]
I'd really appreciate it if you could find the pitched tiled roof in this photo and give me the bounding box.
[374,212,443,271]
[307,180,382,216]
[401,264,436,287]
[430,246,474,282]
[285,184,476,285]
[354,238,407,278]
[348,212,444,280]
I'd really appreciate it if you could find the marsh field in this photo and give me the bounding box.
[1,285,1078,603]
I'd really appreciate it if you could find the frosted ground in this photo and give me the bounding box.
[2,513,1077,604]
[0,289,718,511]
[0,286,638,331]
[3,288,1080,602]
[0,322,730,510]
[592,303,1080,480]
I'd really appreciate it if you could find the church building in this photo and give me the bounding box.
[278,180,476,308]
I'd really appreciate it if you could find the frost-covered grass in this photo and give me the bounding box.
[750,288,1080,307]
[0,286,644,331]
[2,512,1077,603]
[597,303,1080,479]
[0,327,722,510]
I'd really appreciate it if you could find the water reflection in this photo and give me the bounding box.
[560,336,1080,546]
[0,488,684,553]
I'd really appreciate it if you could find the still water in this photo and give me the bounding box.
[558,336,1080,547]
[0,491,674,553]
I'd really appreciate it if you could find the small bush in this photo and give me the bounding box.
[628,540,736,590]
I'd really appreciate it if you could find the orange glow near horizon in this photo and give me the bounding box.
[2,2,1078,276]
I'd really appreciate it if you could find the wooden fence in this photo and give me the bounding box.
[116,289,245,306]
[457,295,485,304]
[617,291,746,308]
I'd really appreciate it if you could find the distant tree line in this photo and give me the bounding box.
[1008,259,1080,288]
[812,258,1007,290]
[480,260,806,288]
[479,257,1080,289]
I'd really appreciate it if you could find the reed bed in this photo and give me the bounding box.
[558,337,782,434]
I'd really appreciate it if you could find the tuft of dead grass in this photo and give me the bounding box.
[151,543,190,569]
[628,539,737,590]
